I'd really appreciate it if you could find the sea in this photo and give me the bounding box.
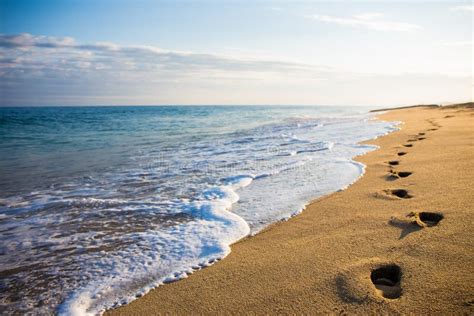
[0,106,397,314]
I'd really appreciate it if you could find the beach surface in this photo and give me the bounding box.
[109,105,474,315]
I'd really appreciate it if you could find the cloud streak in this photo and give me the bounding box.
[0,33,329,74]
[308,13,421,32]
[0,33,336,105]
[0,33,470,106]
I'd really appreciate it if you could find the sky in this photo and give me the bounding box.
[0,0,472,106]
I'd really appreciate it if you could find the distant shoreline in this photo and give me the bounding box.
[370,104,440,112]
[371,102,473,112]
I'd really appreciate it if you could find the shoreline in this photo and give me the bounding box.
[108,104,474,315]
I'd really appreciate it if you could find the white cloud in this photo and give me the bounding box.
[450,5,474,12]
[0,33,76,48]
[0,33,330,74]
[0,33,470,106]
[0,33,336,105]
[308,13,421,32]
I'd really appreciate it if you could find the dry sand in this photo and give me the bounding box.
[109,105,474,315]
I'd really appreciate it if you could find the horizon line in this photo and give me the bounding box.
[1,101,471,108]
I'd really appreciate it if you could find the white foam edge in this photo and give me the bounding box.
[58,179,253,316]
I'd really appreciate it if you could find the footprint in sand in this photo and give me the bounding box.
[389,189,412,199]
[389,212,443,238]
[387,160,399,166]
[418,132,425,136]
[371,264,402,299]
[403,144,413,147]
[397,152,407,156]
[376,189,413,199]
[408,135,426,142]
[386,171,412,181]
[427,119,442,127]
[335,259,402,303]
[407,211,444,227]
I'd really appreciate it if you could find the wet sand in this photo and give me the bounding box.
[108,104,474,315]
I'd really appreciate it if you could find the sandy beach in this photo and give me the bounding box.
[109,104,474,315]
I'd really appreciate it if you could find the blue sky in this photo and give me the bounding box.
[0,0,472,106]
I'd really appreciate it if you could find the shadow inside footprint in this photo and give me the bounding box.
[408,212,444,227]
[390,189,412,199]
[417,137,426,140]
[387,160,399,166]
[397,152,407,156]
[403,144,413,147]
[371,265,402,299]
[397,171,412,178]
[418,132,425,136]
